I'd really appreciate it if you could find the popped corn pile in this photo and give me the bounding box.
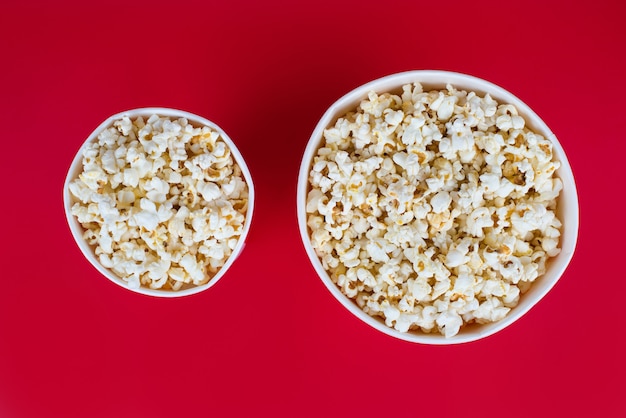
[69,115,249,291]
[306,83,563,337]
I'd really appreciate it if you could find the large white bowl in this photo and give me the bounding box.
[297,70,579,344]
[64,108,255,297]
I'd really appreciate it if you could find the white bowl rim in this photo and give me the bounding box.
[297,70,579,344]
[64,107,255,298]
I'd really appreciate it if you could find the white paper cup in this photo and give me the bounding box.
[64,108,255,297]
[297,70,579,344]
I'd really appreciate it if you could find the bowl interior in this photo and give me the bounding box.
[297,70,579,344]
[64,107,255,297]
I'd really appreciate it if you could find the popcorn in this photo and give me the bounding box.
[307,82,563,337]
[69,115,249,291]
[436,310,463,338]
[430,191,452,214]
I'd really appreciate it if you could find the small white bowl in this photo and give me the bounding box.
[297,70,579,344]
[64,108,255,297]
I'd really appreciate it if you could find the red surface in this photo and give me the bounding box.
[1,1,625,417]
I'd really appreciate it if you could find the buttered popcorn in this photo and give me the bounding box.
[69,115,249,291]
[306,83,563,337]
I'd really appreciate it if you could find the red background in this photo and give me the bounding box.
[1,1,625,417]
